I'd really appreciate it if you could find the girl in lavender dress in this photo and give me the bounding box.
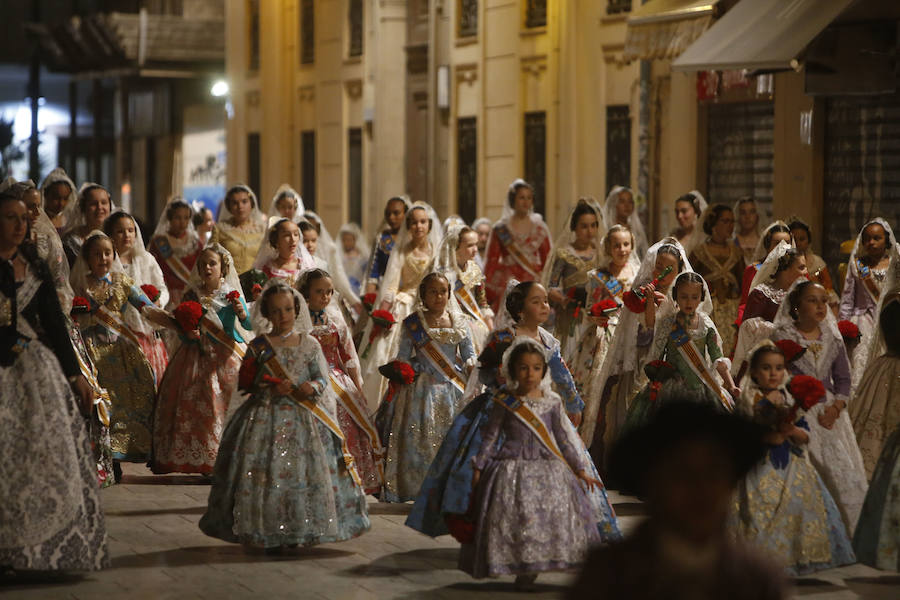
[460,337,602,589]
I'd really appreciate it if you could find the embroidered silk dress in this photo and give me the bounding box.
[773,322,868,530]
[729,385,855,575]
[310,311,383,494]
[151,286,251,474]
[0,259,109,570]
[483,218,551,311]
[76,272,157,463]
[690,242,744,356]
[199,337,370,547]
[458,388,602,578]
[376,310,476,502]
[840,264,893,384]
[149,232,202,309]
[851,351,900,479]
[121,253,170,384]
[213,221,266,275]
[546,244,599,366]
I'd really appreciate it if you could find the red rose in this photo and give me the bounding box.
[837,320,861,342]
[590,298,619,318]
[622,290,646,314]
[226,290,241,302]
[379,360,415,384]
[71,296,91,315]
[252,283,262,295]
[788,375,826,411]
[173,300,204,334]
[362,310,397,359]
[140,284,160,303]
[774,339,806,364]
[362,293,377,310]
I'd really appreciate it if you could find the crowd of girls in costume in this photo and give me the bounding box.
[4,168,900,585]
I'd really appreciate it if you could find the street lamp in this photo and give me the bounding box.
[210,80,229,98]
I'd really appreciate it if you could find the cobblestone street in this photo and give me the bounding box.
[2,464,900,600]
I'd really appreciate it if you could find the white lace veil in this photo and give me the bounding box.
[106,210,150,262]
[152,197,198,240]
[680,190,708,255]
[217,184,266,229]
[187,242,246,299]
[249,279,314,334]
[431,222,484,284]
[541,197,606,288]
[595,224,642,274]
[60,182,116,234]
[337,222,370,265]
[375,201,443,306]
[499,335,557,398]
[267,184,305,226]
[303,210,360,305]
[846,217,900,283]
[251,218,316,272]
[69,229,154,336]
[592,238,694,397]
[603,186,648,258]
[39,168,77,227]
[492,278,522,331]
[749,240,795,290]
[773,279,843,343]
[751,220,794,264]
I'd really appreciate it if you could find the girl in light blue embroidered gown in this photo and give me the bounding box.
[625,272,740,430]
[460,337,602,586]
[407,281,619,543]
[376,271,476,502]
[729,342,854,575]
[199,283,369,551]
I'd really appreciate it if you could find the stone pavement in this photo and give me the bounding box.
[2,463,900,600]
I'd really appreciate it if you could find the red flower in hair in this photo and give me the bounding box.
[622,290,646,314]
[173,300,204,334]
[71,296,91,315]
[225,290,241,302]
[140,284,160,303]
[788,375,826,411]
[774,339,806,363]
[837,320,861,343]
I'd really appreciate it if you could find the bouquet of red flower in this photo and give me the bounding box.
[225,290,241,302]
[788,375,826,413]
[362,292,377,312]
[71,296,91,315]
[774,339,806,363]
[173,300,205,336]
[622,290,646,314]
[590,299,620,327]
[140,284,161,303]
[361,309,396,359]
[644,359,677,403]
[837,320,861,346]
[379,360,416,405]
[238,358,286,394]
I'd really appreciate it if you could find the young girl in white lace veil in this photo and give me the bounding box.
[302,210,363,319]
[212,184,267,275]
[104,210,170,382]
[542,197,605,367]
[266,183,304,226]
[839,217,900,387]
[39,167,77,231]
[728,341,855,575]
[431,222,494,352]
[338,222,370,294]
[773,279,867,530]
[359,201,443,405]
[587,238,691,472]
[61,182,114,266]
[149,197,204,311]
[375,271,476,502]
[250,218,316,289]
[200,281,370,552]
[70,231,159,471]
[603,186,648,258]
[459,336,611,588]
[671,190,707,254]
[150,243,252,475]
[483,179,552,311]
[575,224,640,446]
[296,268,384,495]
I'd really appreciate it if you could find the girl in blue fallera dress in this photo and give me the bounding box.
[406,280,619,544]
[199,283,369,552]
[729,342,854,575]
[376,271,476,502]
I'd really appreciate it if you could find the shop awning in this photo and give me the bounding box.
[672,0,857,72]
[623,0,721,62]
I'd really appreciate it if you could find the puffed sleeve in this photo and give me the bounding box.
[831,342,852,402]
[549,346,584,413]
[458,330,476,366]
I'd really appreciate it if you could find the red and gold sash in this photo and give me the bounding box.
[260,349,363,488]
[404,312,467,394]
[93,304,144,351]
[496,225,540,279]
[200,314,246,360]
[669,323,734,411]
[493,391,575,473]
[454,280,487,329]
[152,236,193,286]
[330,375,384,482]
